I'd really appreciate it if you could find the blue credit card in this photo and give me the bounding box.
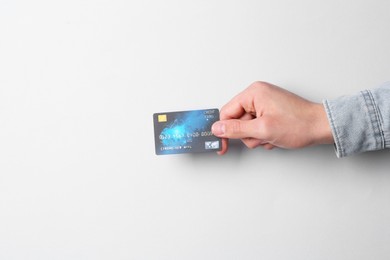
[153,108,222,155]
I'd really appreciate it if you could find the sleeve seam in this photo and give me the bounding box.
[361,90,385,150]
[324,100,344,157]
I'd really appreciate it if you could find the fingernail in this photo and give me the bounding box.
[212,122,225,136]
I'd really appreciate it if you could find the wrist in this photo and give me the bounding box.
[310,102,334,145]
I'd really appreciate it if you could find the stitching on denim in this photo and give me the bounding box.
[324,100,344,157]
[361,90,382,150]
[367,90,385,149]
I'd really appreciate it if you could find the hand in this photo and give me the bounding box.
[211,81,334,155]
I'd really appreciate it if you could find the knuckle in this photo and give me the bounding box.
[230,120,243,135]
[249,81,271,91]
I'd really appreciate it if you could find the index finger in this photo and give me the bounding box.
[220,87,256,120]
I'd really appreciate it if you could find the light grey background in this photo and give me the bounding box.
[1,0,390,259]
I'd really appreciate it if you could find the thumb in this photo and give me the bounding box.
[212,119,261,139]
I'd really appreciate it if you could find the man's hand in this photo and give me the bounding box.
[212,81,334,155]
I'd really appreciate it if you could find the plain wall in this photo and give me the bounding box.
[1,0,390,259]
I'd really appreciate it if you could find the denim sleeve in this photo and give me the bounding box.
[323,82,390,158]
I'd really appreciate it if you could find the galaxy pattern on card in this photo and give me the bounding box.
[153,109,221,155]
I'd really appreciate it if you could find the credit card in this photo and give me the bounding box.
[153,108,222,155]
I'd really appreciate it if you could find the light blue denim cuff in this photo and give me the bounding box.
[323,83,390,158]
